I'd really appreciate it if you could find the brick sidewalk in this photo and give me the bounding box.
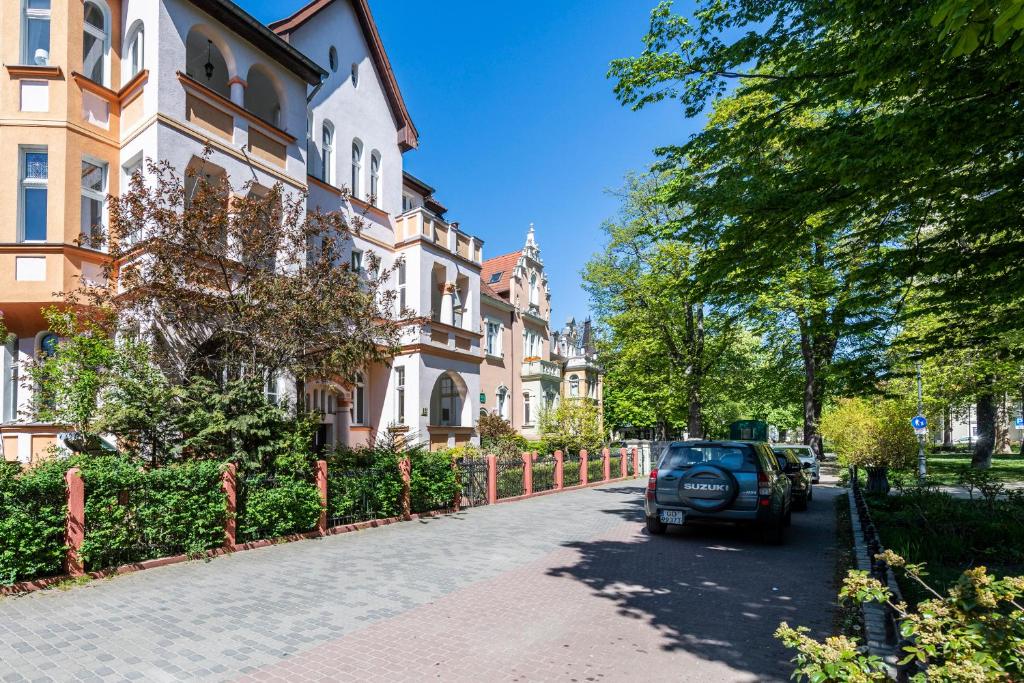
[0,482,838,682]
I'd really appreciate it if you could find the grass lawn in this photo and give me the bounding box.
[924,450,1024,486]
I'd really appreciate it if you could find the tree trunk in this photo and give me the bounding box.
[973,388,996,469]
[942,404,953,450]
[687,389,703,440]
[799,332,824,459]
[995,394,1012,454]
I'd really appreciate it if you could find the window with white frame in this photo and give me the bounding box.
[82,2,109,86]
[81,159,107,249]
[120,157,143,244]
[351,140,362,197]
[401,194,415,212]
[485,320,502,356]
[350,249,362,273]
[529,273,539,308]
[351,372,365,425]
[523,392,532,425]
[397,260,406,311]
[369,151,380,205]
[23,0,51,66]
[496,386,508,420]
[394,366,405,424]
[321,122,334,184]
[20,148,48,242]
[569,374,580,397]
[125,21,144,79]
[2,336,18,423]
[452,286,464,328]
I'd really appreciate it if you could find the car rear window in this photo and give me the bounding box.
[661,445,756,472]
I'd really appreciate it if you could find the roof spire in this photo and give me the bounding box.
[524,223,541,261]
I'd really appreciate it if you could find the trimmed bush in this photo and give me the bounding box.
[237,475,322,542]
[76,456,227,570]
[587,455,605,482]
[326,464,403,524]
[0,460,68,585]
[410,450,459,513]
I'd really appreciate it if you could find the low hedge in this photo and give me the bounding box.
[0,460,68,585]
[587,456,605,483]
[326,463,403,524]
[410,450,460,513]
[77,456,227,570]
[237,475,322,542]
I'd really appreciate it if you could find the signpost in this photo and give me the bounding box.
[915,360,926,482]
[1016,417,1024,430]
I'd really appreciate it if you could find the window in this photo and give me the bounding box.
[2,336,18,423]
[351,62,359,87]
[402,194,415,212]
[452,286,464,328]
[485,320,501,356]
[569,374,580,397]
[488,272,503,284]
[523,392,532,425]
[125,21,144,79]
[321,122,334,184]
[395,367,405,424]
[351,140,362,197]
[81,160,106,249]
[82,2,109,86]
[350,249,362,273]
[328,46,338,72]
[350,373,365,425]
[397,261,406,311]
[438,376,458,425]
[23,0,51,66]
[529,273,539,308]
[21,148,48,242]
[496,386,508,420]
[369,152,380,205]
[265,372,278,404]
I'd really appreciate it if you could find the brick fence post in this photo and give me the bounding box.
[400,456,412,520]
[522,452,533,496]
[632,447,639,478]
[221,463,237,548]
[486,454,497,504]
[603,447,611,482]
[580,449,588,486]
[65,467,85,577]
[620,447,628,478]
[554,450,564,490]
[316,459,328,534]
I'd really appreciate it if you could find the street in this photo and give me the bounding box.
[0,481,839,682]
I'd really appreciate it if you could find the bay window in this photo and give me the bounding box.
[23,0,51,66]
[21,148,48,242]
[81,159,107,249]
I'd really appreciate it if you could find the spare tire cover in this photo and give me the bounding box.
[678,464,739,512]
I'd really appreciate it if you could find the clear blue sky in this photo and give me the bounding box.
[239,0,700,324]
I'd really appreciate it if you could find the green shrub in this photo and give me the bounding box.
[77,455,226,569]
[326,445,403,524]
[587,454,606,482]
[237,477,322,542]
[0,460,69,585]
[410,450,459,513]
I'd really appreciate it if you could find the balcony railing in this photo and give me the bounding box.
[521,359,561,380]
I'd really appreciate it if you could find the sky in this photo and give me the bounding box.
[239,0,702,325]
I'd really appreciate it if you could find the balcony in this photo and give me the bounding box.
[521,359,561,381]
[394,208,482,265]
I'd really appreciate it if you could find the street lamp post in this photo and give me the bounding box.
[917,360,926,482]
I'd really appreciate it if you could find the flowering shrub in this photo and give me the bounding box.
[776,550,1024,681]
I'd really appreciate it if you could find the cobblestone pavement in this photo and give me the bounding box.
[0,481,839,682]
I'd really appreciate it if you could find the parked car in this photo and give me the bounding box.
[644,440,792,543]
[774,449,813,510]
[774,444,819,483]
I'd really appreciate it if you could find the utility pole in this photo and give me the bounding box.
[917,360,926,482]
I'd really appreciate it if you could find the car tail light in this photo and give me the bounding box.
[646,469,657,501]
[757,470,771,498]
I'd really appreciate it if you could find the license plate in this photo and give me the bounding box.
[659,510,684,525]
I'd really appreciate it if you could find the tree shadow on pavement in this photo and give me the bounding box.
[548,488,840,681]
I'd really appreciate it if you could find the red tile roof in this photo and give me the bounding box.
[481,251,521,297]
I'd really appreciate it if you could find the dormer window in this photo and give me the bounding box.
[488,272,503,284]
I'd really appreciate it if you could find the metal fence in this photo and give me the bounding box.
[563,453,582,487]
[586,456,605,483]
[532,456,557,493]
[456,458,489,507]
[496,457,525,499]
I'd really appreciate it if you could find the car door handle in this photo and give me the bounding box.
[662,475,678,481]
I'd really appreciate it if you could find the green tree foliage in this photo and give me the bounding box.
[819,398,917,485]
[539,399,605,455]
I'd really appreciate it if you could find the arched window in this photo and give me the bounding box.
[328,46,338,72]
[185,29,230,98]
[569,374,580,398]
[351,62,359,87]
[125,21,144,79]
[350,372,365,425]
[351,140,362,198]
[82,1,109,86]
[244,65,282,127]
[431,373,463,426]
[321,122,334,184]
[529,273,539,308]
[369,151,380,206]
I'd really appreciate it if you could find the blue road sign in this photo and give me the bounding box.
[911,415,927,430]
[1016,417,1024,429]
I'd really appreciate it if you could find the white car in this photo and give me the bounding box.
[772,444,819,483]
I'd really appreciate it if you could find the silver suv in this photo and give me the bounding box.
[644,440,792,543]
